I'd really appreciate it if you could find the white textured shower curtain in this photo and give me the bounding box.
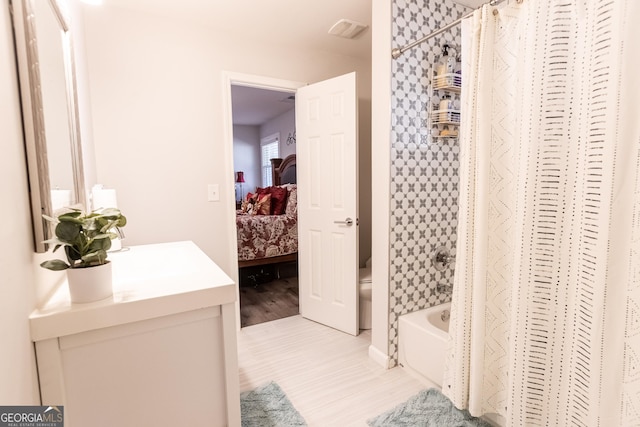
[443,1,640,426]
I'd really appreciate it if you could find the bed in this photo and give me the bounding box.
[236,155,297,268]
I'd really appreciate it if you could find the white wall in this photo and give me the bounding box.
[0,5,41,404]
[370,0,392,366]
[261,108,296,160]
[81,5,372,276]
[232,125,260,198]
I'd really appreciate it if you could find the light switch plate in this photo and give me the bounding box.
[207,184,219,202]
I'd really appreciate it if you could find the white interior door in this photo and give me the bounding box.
[296,72,359,336]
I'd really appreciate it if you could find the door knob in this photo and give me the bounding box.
[334,217,354,226]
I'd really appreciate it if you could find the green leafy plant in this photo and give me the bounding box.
[40,208,127,271]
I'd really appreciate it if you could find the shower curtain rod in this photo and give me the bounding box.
[391,0,517,59]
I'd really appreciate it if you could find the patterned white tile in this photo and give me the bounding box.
[388,0,469,367]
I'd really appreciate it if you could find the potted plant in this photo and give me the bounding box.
[40,207,127,303]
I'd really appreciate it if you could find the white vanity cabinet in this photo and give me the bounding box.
[29,241,240,427]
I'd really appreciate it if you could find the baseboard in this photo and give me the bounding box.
[368,344,390,369]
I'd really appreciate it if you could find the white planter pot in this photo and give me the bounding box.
[67,262,113,303]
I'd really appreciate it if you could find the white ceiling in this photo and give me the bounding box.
[102,0,372,60]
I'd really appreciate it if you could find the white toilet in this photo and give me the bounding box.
[359,257,373,330]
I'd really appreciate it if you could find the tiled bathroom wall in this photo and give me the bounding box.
[388,0,469,366]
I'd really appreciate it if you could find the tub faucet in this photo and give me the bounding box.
[432,246,456,271]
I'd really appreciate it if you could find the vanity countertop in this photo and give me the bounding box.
[29,241,236,342]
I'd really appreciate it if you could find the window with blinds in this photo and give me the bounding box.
[261,133,280,187]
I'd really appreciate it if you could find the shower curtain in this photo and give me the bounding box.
[443,0,640,425]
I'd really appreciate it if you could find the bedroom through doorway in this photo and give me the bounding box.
[230,84,300,328]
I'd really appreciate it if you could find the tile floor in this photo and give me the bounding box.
[237,315,435,426]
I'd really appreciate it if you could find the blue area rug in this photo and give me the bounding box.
[240,381,307,427]
[368,388,492,427]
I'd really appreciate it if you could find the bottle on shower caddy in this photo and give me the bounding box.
[439,94,453,123]
[436,44,456,86]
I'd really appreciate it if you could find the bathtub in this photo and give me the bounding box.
[398,304,506,426]
[398,302,450,387]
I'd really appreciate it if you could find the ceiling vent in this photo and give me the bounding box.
[328,19,369,39]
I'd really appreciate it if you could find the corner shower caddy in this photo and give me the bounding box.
[427,48,461,144]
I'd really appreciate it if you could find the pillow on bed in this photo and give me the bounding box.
[256,186,288,215]
[269,186,288,215]
[253,193,271,215]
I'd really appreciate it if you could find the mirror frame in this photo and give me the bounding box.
[12,0,86,252]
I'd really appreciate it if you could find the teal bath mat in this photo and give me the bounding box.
[368,388,492,427]
[240,381,307,427]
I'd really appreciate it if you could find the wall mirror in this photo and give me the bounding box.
[12,0,86,252]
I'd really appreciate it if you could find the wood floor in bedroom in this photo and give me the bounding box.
[239,261,299,327]
[237,315,433,426]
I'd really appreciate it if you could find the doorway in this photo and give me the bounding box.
[227,77,303,327]
[223,71,362,336]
